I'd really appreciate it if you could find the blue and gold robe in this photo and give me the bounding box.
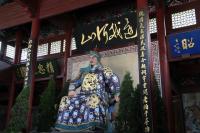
[55,65,120,132]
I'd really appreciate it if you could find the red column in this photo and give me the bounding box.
[137,0,147,9]
[14,31,23,64]
[26,11,40,132]
[63,17,73,87]
[137,0,155,133]
[6,31,22,126]
[156,1,174,133]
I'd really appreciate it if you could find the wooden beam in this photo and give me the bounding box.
[40,0,106,19]
[0,2,31,30]
[14,0,32,16]
[14,0,38,17]
[0,0,106,30]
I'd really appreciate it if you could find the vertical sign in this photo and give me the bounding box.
[24,39,33,87]
[24,39,37,87]
[138,9,153,133]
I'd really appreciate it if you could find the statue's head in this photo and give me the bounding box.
[87,51,101,66]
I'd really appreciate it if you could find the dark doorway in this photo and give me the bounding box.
[170,58,200,133]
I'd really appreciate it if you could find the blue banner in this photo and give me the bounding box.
[168,29,200,57]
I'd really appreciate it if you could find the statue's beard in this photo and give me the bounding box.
[90,61,94,67]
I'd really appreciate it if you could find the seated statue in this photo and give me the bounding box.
[55,51,120,132]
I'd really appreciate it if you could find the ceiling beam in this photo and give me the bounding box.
[14,0,38,17]
[0,0,106,30]
[14,0,33,17]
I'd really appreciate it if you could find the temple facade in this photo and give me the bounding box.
[0,0,200,133]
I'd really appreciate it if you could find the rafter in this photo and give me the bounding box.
[0,0,106,30]
[14,0,37,17]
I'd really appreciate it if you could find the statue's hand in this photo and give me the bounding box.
[66,79,71,83]
[68,91,76,97]
[114,95,120,102]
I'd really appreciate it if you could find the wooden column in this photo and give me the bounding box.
[26,11,40,132]
[14,31,23,64]
[156,1,174,133]
[63,17,74,87]
[6,30,22,126]
[137,0,154,133]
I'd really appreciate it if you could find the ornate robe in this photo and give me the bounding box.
[55,65,120,132]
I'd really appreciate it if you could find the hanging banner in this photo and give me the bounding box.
[16,59,58,80]
[137,9,153,133]
[168,29,200,57]
[24,39,35,87]
[74,11,137,52]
